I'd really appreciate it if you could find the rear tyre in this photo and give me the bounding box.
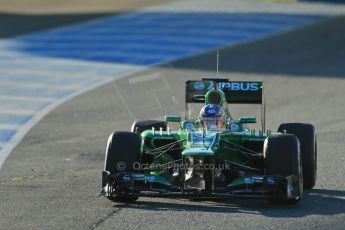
[278,123,317,189]
[103,131,142,203]
[131,120,167,134]
[265,134,303,204]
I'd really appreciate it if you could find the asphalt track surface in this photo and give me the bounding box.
[1,5,345,230]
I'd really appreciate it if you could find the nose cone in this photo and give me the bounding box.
[183,132,219,156]
[182,147,214,157]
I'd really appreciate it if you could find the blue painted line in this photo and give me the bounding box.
[21,26,273,38]
[0,130,16,143]
[24,33,251,45]
[0,99,49,111]
[0,114,32,126]
[46,12,318,28]
[11,12,326,65]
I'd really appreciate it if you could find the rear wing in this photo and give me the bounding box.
[185,80,263,104]
[185,79,266,131]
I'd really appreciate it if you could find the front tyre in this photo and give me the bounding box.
[265,134,303,204]
[103,131,142,203]
[278,123,317,189]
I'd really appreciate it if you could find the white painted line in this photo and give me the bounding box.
[0,109,35,116]
[0,81,82,90]
[0,95,55,103]
[144,0,345,15]
[0,51,137,68]
[128,72,161,84]
[152,75,170,110]
[172,96,179,105]
[111,81,136,121]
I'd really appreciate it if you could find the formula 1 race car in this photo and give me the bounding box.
[101,78,317,204]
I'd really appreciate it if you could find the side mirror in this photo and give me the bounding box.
[165,115,181,123]
[239,117,257,123]
[193,95,206,102]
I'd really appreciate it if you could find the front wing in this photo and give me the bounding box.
[101,171,301,201]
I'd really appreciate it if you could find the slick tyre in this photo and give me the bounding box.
[131,120,167,134]
[103,131,142,203]
[278,123,317,189]
[104,131,142,173]
[265,134,303,204]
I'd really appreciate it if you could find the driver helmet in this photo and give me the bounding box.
[199,104,225,130]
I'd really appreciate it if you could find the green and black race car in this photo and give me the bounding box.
[101,78,317,204]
